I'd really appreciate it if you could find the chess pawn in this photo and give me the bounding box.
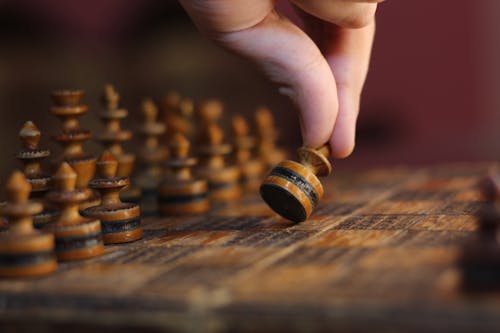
[197,99,223,128]
[165,98,195,139]
[45,163,104,261]
[0,171,57,277]
[459,207,500,291]
[50,89,99,210]
[98,84,141,204]
[231,115,265,193]
[158,133,209,215]
[196,98,224,159]
[161,91,182,138]
[197,123,241,203]
[135,98,168,215]
[260,144,332,223]
[460,172,500,291]
[17,121,57,228]
[0,217,7,232]
[479,170,500,203]
[254,106,287,169]
[83,151,142,244]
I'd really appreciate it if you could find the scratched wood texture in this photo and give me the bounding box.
[1,163,499,332]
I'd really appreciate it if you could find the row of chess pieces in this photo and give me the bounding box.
[0,85,296,278]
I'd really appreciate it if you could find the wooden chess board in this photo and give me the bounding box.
[1,163,499,332]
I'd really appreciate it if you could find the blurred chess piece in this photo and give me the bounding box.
[260,144,332,222]
[135,98,168,215]
[98,84,141,204]
[17,121,57,228]
[45,163,104,261]
[50,89,100,210]
[161,91,194,139]
[254,106,287,170]
[158,133,209,215]
[231,115,264,193]
[83,151,142,244]
[197,117,241,203]
[460,170,500,291]
[0,171,57,277]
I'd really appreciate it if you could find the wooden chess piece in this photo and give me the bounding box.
[45,162,104,261]
[459,172,500,291]
[135,98,168,215]
[0,217,7,232]
[254,106,287,169]
[197,123,241,203]
[83,151,142,244]
[50,89,99,210]
[0,171,57,277]
[161,91,194,138]
[231,115,264,193]
[479,170,500,203]
[197,99,223,129]
[98,84,141,204]
[161,91,181,129]
[168,97,195,139]
[158,133,209,215]
[260,144,332,223]
[17,121,57,228]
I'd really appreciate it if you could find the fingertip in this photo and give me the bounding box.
[328,89,359,159]
[330,135,355,159]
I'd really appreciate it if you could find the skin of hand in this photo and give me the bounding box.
[179,0,382,158]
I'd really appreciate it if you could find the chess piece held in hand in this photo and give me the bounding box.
[260,144,332,223]
[0,171,57,277]
[83,151,142,244]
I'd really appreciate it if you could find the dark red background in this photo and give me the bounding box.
[0,0,497,184]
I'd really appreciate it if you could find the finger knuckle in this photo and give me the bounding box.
[340,6,376,29]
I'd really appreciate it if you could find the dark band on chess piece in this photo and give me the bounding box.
[260,144,332,223]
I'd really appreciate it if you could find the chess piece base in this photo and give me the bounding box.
[260,160,324,223]
[159,179,209,215]
[46,218,104,261]
[0,232,57,277]
[83,203,142,244]
[201,166,241,203]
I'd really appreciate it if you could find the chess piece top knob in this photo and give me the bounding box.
[19,121,42,150]
[198,99,223,124]
[0,171,42,219]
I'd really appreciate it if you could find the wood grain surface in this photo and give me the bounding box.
[0,163,499,332]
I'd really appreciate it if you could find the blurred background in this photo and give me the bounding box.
[0,0,498,184]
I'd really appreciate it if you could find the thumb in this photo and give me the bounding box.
[179,1,338,149]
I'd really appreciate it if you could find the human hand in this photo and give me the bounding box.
[179,0,381,158]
